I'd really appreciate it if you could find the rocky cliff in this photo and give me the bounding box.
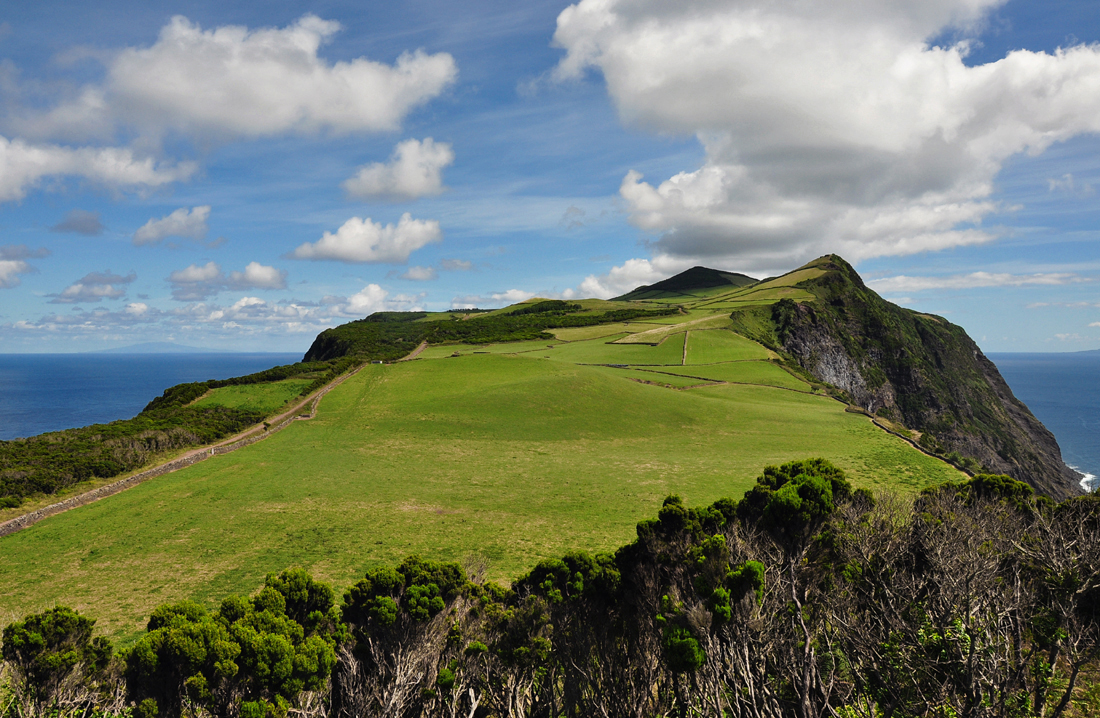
[732,256,1080,500]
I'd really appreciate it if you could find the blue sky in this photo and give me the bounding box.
[2,0,1100,353]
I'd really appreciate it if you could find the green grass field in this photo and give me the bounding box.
[641,362,811,392]
[0,327,964,643]
[191,378,314,414]
[684,329,770,363]
[590,366,717,388]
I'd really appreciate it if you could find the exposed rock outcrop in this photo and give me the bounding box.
[744,256,1080,500]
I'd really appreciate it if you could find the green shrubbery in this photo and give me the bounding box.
[4,463,1099,717]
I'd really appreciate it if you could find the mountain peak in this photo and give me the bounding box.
[614,265,758,300]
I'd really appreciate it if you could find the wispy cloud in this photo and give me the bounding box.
[49,270,136,303]
[50,209,105,236]
[1047,173,1095,196]
[451,288,534,309]
[0,245,50,288]
[398,266,438,281]
[440,258,472,272]
[868,272,1090,293]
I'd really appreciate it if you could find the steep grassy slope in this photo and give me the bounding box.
[0,330,962,643]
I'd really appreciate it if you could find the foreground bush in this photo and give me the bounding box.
[3,461,1099,717]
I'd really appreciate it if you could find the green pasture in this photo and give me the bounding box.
[417,340,557,360]
[549,323,637,341]
[631,309,729,324]
[540,332,686,364]
[698,286,815,307]
[191,378,314,415]
[0,346,963,643]
[685,329,770,363]
[590,366,716,389]
[614,315,731,344]
[642,362,810,392]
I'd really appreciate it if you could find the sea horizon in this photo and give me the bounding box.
[0,351,302,440]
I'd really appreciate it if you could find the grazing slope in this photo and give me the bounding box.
[0,308,962,642]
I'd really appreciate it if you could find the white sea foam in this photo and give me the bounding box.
[1068,464,1098,493]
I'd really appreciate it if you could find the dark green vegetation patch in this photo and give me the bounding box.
[5,463,1098,718]
[302,305,677,362]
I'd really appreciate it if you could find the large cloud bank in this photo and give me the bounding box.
[554,0,1100,275]
[0,15,456,204]
[16,15,457,143]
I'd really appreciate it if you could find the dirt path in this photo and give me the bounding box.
[398,341,429,361]
[0,363,367,539]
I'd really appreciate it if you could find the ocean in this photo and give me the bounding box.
[0,353,301,440]
[988,352,1100,492]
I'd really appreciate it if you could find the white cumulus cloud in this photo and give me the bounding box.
[18,15,457,143]
[575,257,688,299]
[0,135,195,203]
[553,0,1100,271]
[345,284,390,315]
[290,213,442,263]
[343,138,454,201]
[133,206,211,246]
[168,260,287,301]
[0,260,33,288]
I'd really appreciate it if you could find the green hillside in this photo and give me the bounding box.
[0,313,963,642]
[614,265,758,300]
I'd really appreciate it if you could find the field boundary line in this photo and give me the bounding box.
[682,331,689,365]
[0,362,367,539]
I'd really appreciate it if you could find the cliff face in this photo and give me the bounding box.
[760,256,1079,500]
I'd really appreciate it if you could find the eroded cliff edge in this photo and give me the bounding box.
[731,255,1080,500]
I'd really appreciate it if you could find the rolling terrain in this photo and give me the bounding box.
[0,258,976,642]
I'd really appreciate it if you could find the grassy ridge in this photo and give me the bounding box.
[0,337,963,643]
[0,359,355,509]
[303,305,678,362]
[192,378,314,414]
